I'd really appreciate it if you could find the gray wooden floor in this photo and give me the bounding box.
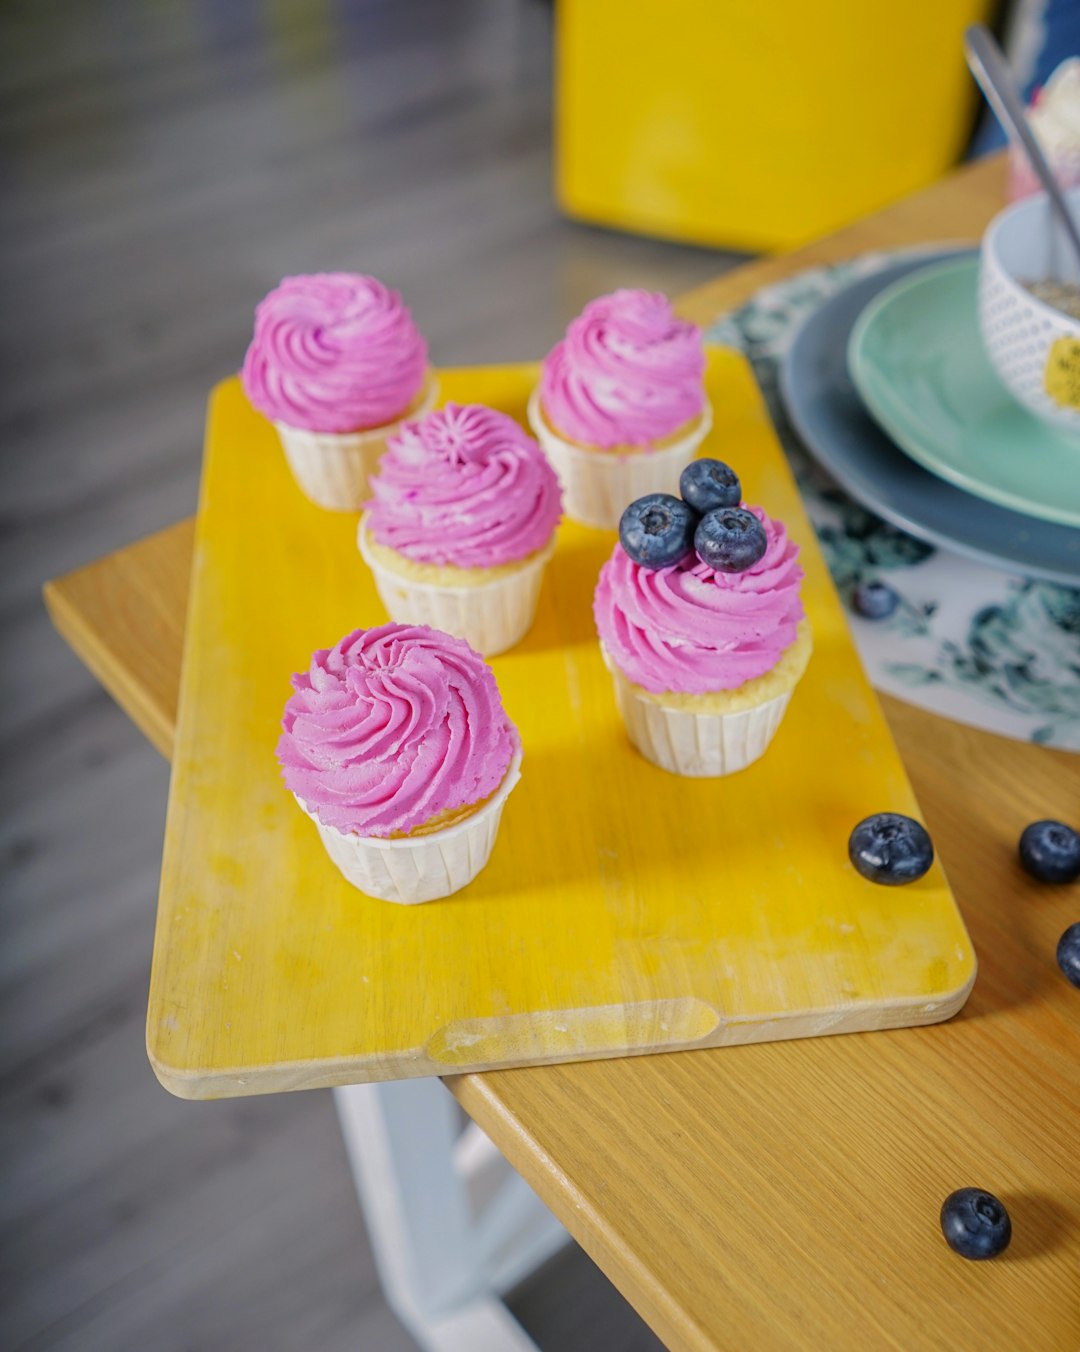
[0,4,740,1348]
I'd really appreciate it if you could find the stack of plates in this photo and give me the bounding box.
[779,252,1080,586]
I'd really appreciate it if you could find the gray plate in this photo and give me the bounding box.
[778,251,1080,586]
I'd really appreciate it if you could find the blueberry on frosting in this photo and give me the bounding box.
[693,507,768,573]
[679,459,741,513]
[618,465,773,575]
[618,494,697,568]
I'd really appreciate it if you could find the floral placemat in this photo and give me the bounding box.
[704,254,1080,752]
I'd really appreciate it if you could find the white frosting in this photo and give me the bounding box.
[1030,59,1080,158]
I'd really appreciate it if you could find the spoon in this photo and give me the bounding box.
[964,23,1080,272]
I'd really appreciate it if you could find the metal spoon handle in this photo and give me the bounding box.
[964,23,1080,270]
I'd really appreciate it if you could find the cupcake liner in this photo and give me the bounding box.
[527,388,712,529]
[602,646,792,777]
[358,521,555,656]
[274,376,438,512]
[297,747,523,904]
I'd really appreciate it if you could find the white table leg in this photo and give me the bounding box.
[333,1080,569,1352]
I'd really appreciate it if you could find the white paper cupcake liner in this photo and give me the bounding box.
[297,747,523,904]
[527,388,712,529]
[274,377,438,512]
[358,521,555,657]
[603,647,792,777]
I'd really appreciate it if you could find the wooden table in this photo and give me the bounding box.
[45,154,1080,1352]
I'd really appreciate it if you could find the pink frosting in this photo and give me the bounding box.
[242,273,428,434]
[539,289,706,450]
[365,403,562,568]
[277,623,518,838]
[593,506,804,694]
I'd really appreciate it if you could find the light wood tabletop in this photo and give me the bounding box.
[45,153,1080,1351]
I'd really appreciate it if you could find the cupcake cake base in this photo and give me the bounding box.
[297,746,523,904]
[602,624,813,777]
[359,519,555,657]
[527,388,712,530]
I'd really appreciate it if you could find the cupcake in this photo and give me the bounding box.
[242,273,436,511]
[527,289,711,529]
[277,623,522,904]
[358,403,563,656]
[1009,59,1080,201]
[593,461,811,777]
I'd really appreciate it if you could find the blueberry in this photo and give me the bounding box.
[1019,819,1080,884]
[1057,923,1080,988]
[679,458,741,513]
[852,580,900,620]
[848,812,934,885]
[939,1188,1012,1260]
[618,494,696,569]
[694,507,767,573]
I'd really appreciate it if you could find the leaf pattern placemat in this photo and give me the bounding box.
[705,254,1080,751]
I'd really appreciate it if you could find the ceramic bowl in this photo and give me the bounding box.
[978,186,1080,437]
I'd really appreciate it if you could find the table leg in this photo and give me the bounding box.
[333,1080,569,1351]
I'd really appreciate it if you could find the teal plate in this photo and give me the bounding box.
[848,256,1080,529]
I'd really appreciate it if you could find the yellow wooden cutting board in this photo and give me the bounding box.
[150,350,975,1098]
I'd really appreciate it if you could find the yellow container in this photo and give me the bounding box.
[555,0,992,252]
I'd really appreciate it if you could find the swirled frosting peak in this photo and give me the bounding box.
[594,505,804,694]
[242,273,428,433]
[366,403,562,567]
[539,289,706,450]
[278,623,518,837]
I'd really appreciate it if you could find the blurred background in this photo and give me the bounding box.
[2,1,1076,1349]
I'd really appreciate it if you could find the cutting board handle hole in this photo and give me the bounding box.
[426,998,721,1067]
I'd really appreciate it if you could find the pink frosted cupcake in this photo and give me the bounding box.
[594,484,811,777]
[1009,59,1080,201]
[358,403,563,655]
[527,289,711,528]
[242,273,437,511]
[278,623,522,904]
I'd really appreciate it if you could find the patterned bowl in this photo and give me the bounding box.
[978,187,1080,438]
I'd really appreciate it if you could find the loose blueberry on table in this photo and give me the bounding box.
[851,580,899,621]
[1018,819,1080,884]
[694,506,768,573]
[618,494,696,568]
[1057,923,1080,989]
[939,1188,1012,1260]
[679,458,741,513]
[848,813,934,885]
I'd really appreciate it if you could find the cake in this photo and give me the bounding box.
[359,402,563,655]
[277,622,521,903]
[242,272,436,511]
[593,464,811,776]
[527,289,711,528]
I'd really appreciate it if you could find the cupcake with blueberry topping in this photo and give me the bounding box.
[242,272,436,511]
[593,460,812,777]
[278,623,522,904]
[359,403,562,656]
[527,289,711,528]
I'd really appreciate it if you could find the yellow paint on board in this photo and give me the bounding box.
[149,351,975,1098]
